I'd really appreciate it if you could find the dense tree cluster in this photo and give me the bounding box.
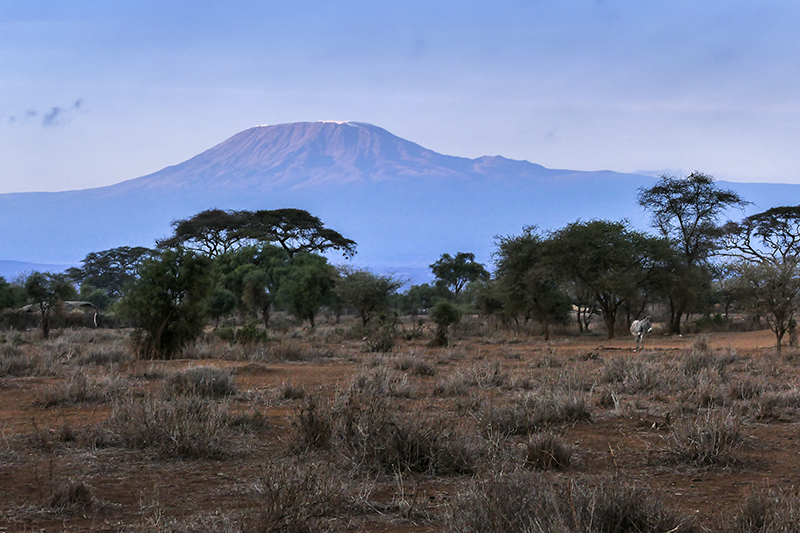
[3,176,800,354]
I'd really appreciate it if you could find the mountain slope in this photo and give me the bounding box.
[0,121,796,282]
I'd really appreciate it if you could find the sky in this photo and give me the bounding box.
[3,1,800,194]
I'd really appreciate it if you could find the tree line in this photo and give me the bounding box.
[2,173,800,355]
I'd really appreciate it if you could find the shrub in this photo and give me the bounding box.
[243,459,344,532]
[107,395,234,459]
[280,381,307,400]
[350,368,414,398]
[446,471,697,533]
[118,249,214,359]
[164,366,238,398]
[524,433,572,470]
[666,410,743,466]
[291,390,480,475]
[35,371,128,407]
[428,300,461,347]
[733,488,800,532]
[290,396,333,453]
[482,391,591,436]
[48,480,94,514]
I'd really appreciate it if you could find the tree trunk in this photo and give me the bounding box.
[670,308,683,335]
[603,312,616,339]
[41,311,50,340]
[261,304,271,328]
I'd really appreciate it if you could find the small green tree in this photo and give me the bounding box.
[209,288,237,327]
[276,253,337,327]
[430,252,489,301]
[217,245,289,327]
[335,268,404,326]
[23,272,76,339]
[119,249,214,359]
[0,276,26,311]
[429,300,461,347]
[493,227,572,339]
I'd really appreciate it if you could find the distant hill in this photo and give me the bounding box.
[0,260,74,280]
[1,121,797,284]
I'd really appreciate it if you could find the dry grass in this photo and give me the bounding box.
[4,323,800,531]
[446,470,698,533]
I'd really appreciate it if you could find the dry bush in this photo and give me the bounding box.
[727,376,768,401]
[433,373,473,397]
[107,395,234,459]
[524,433,572,470]
[242,459,345,532]
[393,356,436,377]
[748,387,800,421]
[47,480,94,515]
[665,410,743,466]
[290,396,333,453]
[733,487,800,532]
[602,356,666,394]
[481,391,591,436]
[0,344,61,377]
[446,470,697,533]
[434,362,509,396]
[0,344,36,377]
[350,368,415,398]
[35,370,129,407]
[678,370,729,410]
[164,366,238,398]
[76,345,131,366]
[291,390,480,475]
[280,381,307,400]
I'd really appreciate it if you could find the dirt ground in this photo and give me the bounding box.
[1,325,799,532]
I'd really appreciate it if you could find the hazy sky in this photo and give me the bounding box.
[3,1,800,194]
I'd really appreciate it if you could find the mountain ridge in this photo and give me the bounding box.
[0,121,796,283]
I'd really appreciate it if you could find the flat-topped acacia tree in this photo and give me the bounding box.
[158,208,356,259]
[721,206,800,352]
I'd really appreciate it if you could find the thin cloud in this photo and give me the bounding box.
[42,100,84,127]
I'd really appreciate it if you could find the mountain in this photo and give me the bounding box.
[1,121,797,283]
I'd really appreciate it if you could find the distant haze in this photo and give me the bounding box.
[0,122,796,284]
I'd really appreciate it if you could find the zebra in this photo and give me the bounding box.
[630,317,653,352]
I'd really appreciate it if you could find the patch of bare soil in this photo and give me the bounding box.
[1,324,799,531]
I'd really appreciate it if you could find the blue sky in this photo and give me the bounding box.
[2,1,800,193]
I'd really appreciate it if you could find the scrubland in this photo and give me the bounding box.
[2,319,800,532]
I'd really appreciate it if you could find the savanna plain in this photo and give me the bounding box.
[2,318,800,532]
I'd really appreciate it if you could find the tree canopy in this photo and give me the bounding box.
[158,208,356,259]
[430,252,488,300]
[119,249,214,359]
[67,246,154,297]
[547,220,666,339]
[637,172,748,334]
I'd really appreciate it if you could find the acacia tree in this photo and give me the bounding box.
[430,252,489,301]
[493,227,571,339]
[335,268,404,327]
[722,206,800,352]
[217,245,289,327]
[157,209,250,258]
[638,172,748,334]
[119,249,214,359]
[66,246,154,298]
[548,220,666,339]
[244,208,357,258]
[275,253,338,327]
[24,272,75,339]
